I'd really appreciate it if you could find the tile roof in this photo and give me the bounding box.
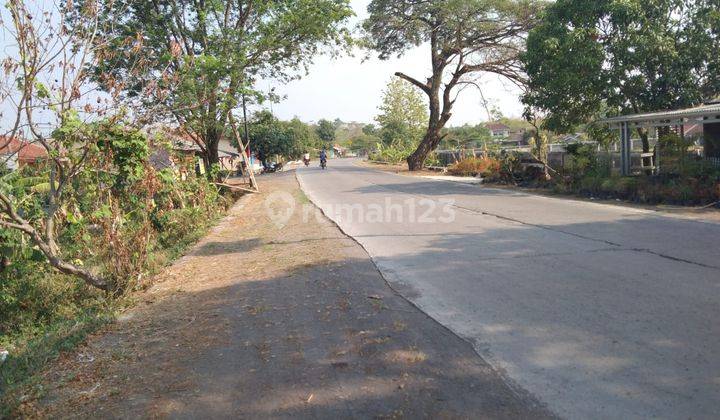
[0,136,48,163]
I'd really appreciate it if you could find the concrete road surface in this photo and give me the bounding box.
[296,159,720,419]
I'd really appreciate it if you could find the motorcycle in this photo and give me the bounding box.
[303,157,310,167]
[320,158,327,170]
[261,161,284,174]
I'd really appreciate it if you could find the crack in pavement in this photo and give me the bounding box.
[354,174,720,271]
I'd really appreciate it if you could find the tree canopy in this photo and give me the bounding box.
[441,124,492,150]
[522,0,720,134]
[364,0,543,170]
[244,111,320,161]
[375,78,428,147]
[316,119,337,145]
[88,0,353,169]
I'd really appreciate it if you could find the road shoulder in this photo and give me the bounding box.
[28,171,554,419]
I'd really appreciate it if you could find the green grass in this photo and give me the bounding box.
[295,188,311,205]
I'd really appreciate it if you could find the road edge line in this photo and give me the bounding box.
[293,169,557,417]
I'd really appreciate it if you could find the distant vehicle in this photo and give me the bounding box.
[320,158,327,170]
[262,162,283,174]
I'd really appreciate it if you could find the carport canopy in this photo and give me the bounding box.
[602,101,720,175]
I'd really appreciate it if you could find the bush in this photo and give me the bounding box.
[369,142,414,164]
[369,142,441,168]
[562,143,610,182]
[448,157,501,177]
[0,126,230,406]
[497,151,523,183]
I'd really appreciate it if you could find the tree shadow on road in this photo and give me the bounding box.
[36,257,554,419]
[190,238,264,257]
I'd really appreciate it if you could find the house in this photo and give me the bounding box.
[170,139,241,173]
[0,137,48,170]
[485,122,511,139]
[156,126,242,173]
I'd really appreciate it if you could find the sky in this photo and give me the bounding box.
[256,0,526,127]
[1,0,526,131]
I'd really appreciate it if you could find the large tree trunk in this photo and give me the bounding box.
[404,55,447,171]
[205,126,221,178]
[207,140,220,167]
[402,28,460,171]
[407,127,442,170]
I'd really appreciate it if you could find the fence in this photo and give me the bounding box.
[705,156,720,167]
[436,143,720,175]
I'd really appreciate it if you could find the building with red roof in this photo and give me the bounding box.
[0,136,48,170]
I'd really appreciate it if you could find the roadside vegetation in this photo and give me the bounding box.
[0,129,228,413]
[446,142,720,206]
[234,110,324,165]
[0,0,352,412]
[362,0,719,207]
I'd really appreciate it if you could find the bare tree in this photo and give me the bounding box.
[0,0,136,290]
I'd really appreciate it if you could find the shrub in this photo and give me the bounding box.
[369,142,414,164]
[0,127,230,403]
[497,151,523,183]
[369,142,441,168]
[448,157,501,177]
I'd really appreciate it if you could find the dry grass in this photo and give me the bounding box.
[447,157,500,177]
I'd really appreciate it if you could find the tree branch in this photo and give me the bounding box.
[394,72,431,95]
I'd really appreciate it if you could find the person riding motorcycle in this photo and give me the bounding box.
[319,148,327,169]
[303,152,310,167]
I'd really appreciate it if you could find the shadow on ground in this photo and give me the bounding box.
[42,259,553,419]
[190,238,264,256]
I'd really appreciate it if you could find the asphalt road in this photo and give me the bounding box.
[297,159,720,420]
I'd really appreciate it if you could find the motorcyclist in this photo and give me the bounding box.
[303,152,310,166]
[319,148,327,168]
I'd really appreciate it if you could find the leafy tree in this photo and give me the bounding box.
[88,0,353,170]
[316,119,337,145]
[348,133,380,153]
[375,78,428,148]
[363,124,379,136]
[0,1,135,290]
[522,0,720,160]
[364,0,542,170]
[246,111,319,163]
[287,118,322,155]
[442,124,492,149]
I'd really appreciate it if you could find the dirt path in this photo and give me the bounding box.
[30,171,553,419]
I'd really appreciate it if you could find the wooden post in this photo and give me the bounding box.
[228,112,259,192]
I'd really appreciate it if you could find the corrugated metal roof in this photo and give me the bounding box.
[603,103,720,125]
